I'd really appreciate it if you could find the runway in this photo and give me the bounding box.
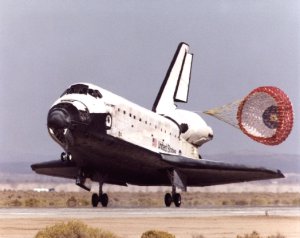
[1,206,300,219]
[1,207,300,238]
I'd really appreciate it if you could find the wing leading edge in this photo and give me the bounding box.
[160,154,284,187]
[31,160,78,179]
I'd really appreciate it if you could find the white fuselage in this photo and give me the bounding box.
[51,83,213,160]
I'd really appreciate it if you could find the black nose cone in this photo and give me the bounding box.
[48,109,71,129]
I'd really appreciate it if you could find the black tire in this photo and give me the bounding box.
[61,152,67,161]
[173,193,181,207]
[164,193,172,207]
[91,193,99,207]
[100,193,108,207]
[67,152,72,161]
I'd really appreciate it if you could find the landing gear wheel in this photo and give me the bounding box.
[61,152,72,161]
[164,193,172,207]
[100,193,108,207]
[61,152,67,161]
[173,193,181,207]
[91,193,99,207]
[67,152,72,161]
[92,181,109,208]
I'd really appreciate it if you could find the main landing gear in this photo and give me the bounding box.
[164,169,185,207]
[164,186,181,207]
[91,182,108,207]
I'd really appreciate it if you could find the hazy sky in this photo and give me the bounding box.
[0,0,299,163]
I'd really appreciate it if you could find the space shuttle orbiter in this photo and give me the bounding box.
[32,42,283,208]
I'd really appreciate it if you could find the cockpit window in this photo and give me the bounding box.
[88,89,102,98]
[61,84,102,99]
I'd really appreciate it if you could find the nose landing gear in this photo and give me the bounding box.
[61,152,72,161]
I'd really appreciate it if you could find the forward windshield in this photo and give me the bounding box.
[61,84,102,99]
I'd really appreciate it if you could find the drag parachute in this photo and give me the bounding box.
[204,86,293,145]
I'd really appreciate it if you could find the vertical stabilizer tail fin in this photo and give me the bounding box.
[152,42,193,114]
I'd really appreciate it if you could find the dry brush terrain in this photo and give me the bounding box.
[1,191,299,208]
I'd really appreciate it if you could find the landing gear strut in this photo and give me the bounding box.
[91,182,109,207]
[164,185,181,207]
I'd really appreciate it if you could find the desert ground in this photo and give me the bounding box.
[1,213,299,238]
[0,191,299,238]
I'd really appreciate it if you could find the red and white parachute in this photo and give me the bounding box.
[204,86,293,145]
